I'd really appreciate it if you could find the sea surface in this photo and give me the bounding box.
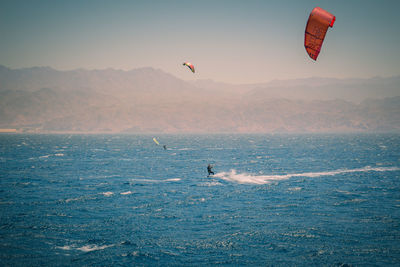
[0,133,399,266]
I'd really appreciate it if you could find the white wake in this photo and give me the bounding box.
[213,166,400,185]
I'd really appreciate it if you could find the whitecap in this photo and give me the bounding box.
[130,178,158,183]
[335,199,367,206]
[165,178,181,182]
[57,244,114,252]
[335,189,353,195]
[120,191,132,195]
[76,244,114,252]
[56,245,73,251]
[200,181,222,187]
[65,197,81,203]
[130,178,181,183]
[288,187,302,191]
[120,158,134,161]
[64,195,97,203]
[102,192,114,197]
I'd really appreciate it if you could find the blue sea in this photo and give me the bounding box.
[1,134,399,266]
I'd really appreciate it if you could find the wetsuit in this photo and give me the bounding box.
[207,164,214,176]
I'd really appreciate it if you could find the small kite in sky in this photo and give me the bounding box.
[183,62,195,73]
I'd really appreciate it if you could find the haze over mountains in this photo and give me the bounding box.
[0,65,399,133]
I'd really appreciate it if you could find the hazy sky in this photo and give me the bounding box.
[1,0,400,84]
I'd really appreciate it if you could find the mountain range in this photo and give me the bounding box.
[0,65,399,133]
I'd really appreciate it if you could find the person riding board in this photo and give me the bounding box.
[207,164,214,177]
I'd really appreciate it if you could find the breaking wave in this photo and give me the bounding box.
[213,166,400,185]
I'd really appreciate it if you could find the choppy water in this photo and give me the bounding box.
[1,134,399,266]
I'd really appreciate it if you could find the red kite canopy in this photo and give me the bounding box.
[304,7,335,60]
[183,62,195,73]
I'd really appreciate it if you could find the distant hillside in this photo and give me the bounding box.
[0,65,399,133]
[192,76,400,102]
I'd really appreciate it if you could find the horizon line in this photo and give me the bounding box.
[1,64,399,86]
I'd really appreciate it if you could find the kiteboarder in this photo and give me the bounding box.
[163,145,167,150]
[207,164,214,177]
